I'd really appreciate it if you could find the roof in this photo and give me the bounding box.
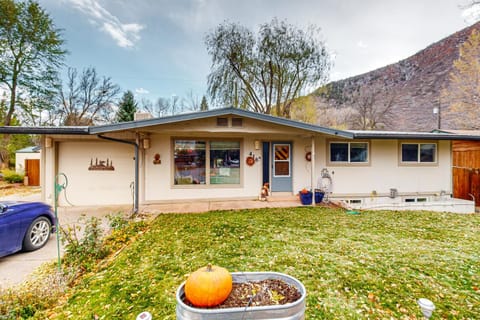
[16,146,41,153]
[88,107,354,138]
[0,108,354,139]
[432,129,480,136]
[0,126,89,135]
[349,130,470,140]
[2,107,480,140]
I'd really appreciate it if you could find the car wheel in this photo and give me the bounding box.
[23,216,52,251]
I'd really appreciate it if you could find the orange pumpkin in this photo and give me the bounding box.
[184,263,232,307]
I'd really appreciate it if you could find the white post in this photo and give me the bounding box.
[311,136,315,205]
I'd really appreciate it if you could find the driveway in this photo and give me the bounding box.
[0,191,131,289]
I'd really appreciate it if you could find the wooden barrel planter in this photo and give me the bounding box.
[176,272,306,320]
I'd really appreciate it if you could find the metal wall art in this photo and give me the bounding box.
[89,158,115,171]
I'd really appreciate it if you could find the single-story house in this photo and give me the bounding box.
[15,146,41,186]
[1,107,479,213]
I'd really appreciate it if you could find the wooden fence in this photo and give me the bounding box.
[452,141,480,206]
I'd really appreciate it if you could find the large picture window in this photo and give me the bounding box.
[401,143,436,163]
[174,140,206,184]
[174,139,241,186]
[329,142,369,164]
[210,141,240,184]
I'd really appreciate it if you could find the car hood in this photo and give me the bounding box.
[2,201,52,210]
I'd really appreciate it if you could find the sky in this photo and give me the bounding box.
[38,0,476,105]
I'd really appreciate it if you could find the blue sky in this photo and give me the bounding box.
[39,0,473,105]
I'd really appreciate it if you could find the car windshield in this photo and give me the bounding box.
[0,203,7,213]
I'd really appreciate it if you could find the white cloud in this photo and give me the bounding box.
[66,0,144,48]
[462,4,480,24]
[357,40,368,49]
[135,88,150,95]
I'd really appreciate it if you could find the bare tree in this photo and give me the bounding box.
[138,98,154,115]
[348,86,397,130]
[185,89,200,111]
[57,67,120,125]
[205,18,331,118]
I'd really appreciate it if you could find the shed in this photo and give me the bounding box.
[15,146,41,186]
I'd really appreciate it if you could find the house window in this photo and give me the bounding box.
[274,144,291,177]
[401,143,436,163]
[174,139,241,186]
[210,141,240,184]
[329,142,369,163]
[174,140,206,185]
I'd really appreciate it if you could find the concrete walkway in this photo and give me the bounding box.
[140,197,302,214]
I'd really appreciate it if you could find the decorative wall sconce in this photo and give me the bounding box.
[143,138,150,149]
[153,153,161,165]
[254,140,261,150]
[45,137,52,148]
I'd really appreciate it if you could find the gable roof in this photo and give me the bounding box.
[0,108,354,138]
[1,107,480,140]
[88,107,354,138]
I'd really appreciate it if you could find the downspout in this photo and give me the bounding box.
[97,134,139,214]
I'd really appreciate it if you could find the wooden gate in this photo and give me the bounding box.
[452,141,480,206]
[25,159,40,186]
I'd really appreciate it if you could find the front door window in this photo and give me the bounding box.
[274,144,290,177]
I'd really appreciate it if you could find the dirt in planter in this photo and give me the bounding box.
[183,279,301,309]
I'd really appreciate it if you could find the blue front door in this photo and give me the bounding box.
[271,142,292,192]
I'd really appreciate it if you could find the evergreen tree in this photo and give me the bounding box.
[200,95,209,111]
[116,91,137,122]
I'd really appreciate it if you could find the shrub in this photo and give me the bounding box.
[1,169,24,183]
[60,215,110,272]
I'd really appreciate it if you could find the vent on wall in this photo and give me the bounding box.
[232,117,243,127]
[217,117,228,126]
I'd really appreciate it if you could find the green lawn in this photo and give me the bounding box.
[44,207,479,319]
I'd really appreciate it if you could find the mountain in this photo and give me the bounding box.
[313,21,480,131]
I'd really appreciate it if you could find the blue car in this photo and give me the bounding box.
[0,201,56,258]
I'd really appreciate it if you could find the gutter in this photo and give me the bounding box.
[351,132,480,141]
[97,134,139,214]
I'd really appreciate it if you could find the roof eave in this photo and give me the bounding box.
[0,126,89,135]
[352,132,480,140]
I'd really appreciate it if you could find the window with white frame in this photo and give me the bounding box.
[401,143,436,163]
[329,142,369,163]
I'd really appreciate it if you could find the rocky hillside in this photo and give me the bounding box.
[313,22,480,131]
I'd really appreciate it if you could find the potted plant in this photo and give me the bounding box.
[176,268,306,320]
[314,188,325,204]
[299,188,312,205]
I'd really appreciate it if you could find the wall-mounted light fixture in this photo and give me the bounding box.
[143,138,150,149]
[254,140,261,150]
[45,137,52,148]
